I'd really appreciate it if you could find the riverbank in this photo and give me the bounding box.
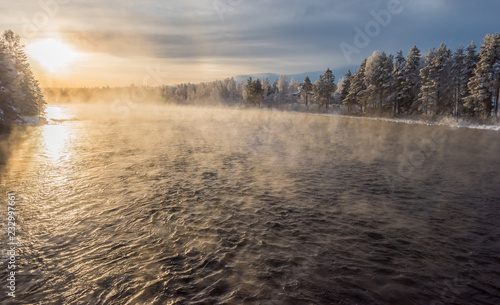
[319,113,500,131]
[256,103,500,132]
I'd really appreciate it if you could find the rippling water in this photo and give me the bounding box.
[1,104,500,304]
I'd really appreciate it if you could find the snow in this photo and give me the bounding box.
[14,115,46,126]
[315,112,500,131]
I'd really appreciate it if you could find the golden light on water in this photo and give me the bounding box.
[42,107,71,160]
[26,39,80,72]
[42,125,68,160]
[45,106,69,121]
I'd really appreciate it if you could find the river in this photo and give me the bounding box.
[1,104,499,304]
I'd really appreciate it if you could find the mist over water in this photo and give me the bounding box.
[1,104,500,304]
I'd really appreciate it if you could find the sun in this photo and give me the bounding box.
[26,39,79,72]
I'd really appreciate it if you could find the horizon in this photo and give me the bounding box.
[1,1,499,87]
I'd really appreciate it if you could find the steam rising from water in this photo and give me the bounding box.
[1,103,499,304]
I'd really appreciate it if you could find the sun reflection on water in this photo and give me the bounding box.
[42,125,68,160]
[45,106,72,122]
[41,106,75,160]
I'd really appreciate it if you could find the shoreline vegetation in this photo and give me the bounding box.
[0,30,46,135]
[2,31,500,136]
[45,33,500,129]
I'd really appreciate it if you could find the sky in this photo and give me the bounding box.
[0,0,499,87]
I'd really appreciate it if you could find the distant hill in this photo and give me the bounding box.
[233,67,356,84]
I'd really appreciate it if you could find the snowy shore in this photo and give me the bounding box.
[273,106,500,131]
[317,112,500,131]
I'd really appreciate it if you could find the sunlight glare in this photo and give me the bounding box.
[45,106,71,121]
[27,39,79,72]
[42,125,68,160]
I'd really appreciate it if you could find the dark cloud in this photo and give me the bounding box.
[1,0,499,83]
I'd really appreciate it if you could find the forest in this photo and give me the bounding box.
[6,32,500,128]
[161,33,500,122]
[0,30,45,134]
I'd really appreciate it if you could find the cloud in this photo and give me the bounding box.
[1,0,499,86]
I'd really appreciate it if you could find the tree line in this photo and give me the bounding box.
[162,33,500,122]
[161,75,302,107]
[31,32,500,125]
[0,30,45,133]
[341,33,500,120]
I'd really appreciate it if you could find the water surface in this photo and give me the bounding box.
[1,104,499,304]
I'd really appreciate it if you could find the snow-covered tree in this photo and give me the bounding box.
[262,77,271,97]
[345,59,367,113]
[418,44,451,115]
[271,79,278,95]
[365,51,393,111]
[313,68,336,109]
[300,76,313,110]
[0,30,45,131]
[224,77,236,101]
[288,77,300,93]
[244,77,264,106]
[465,33,500,117]
[340,70,352,103]
[461,42,479,116]
[278,75,288,104]
[400,46,422,114]
[450,46,466,117]
[391,50,406,115]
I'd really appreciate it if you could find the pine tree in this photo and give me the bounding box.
[244,77,264,106]
[313,68,336,109]
[400,46,421,114]
[418,44,450,115]
[381,53,394,110]
[244,77,252,104]
[365,51,383,111]
[271,79,278,95]
[418,49,437,114]
[301,76,313,110]
[345,59,367,113]
[461,42,479,116]
[450,46,466,117]
[365,51,393,112]
[0,30,45,131]
[392,50,406,115]
[252,79,264,106]
[340,70,352,103]
[261,77,271,105]
[465,33,500,118]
